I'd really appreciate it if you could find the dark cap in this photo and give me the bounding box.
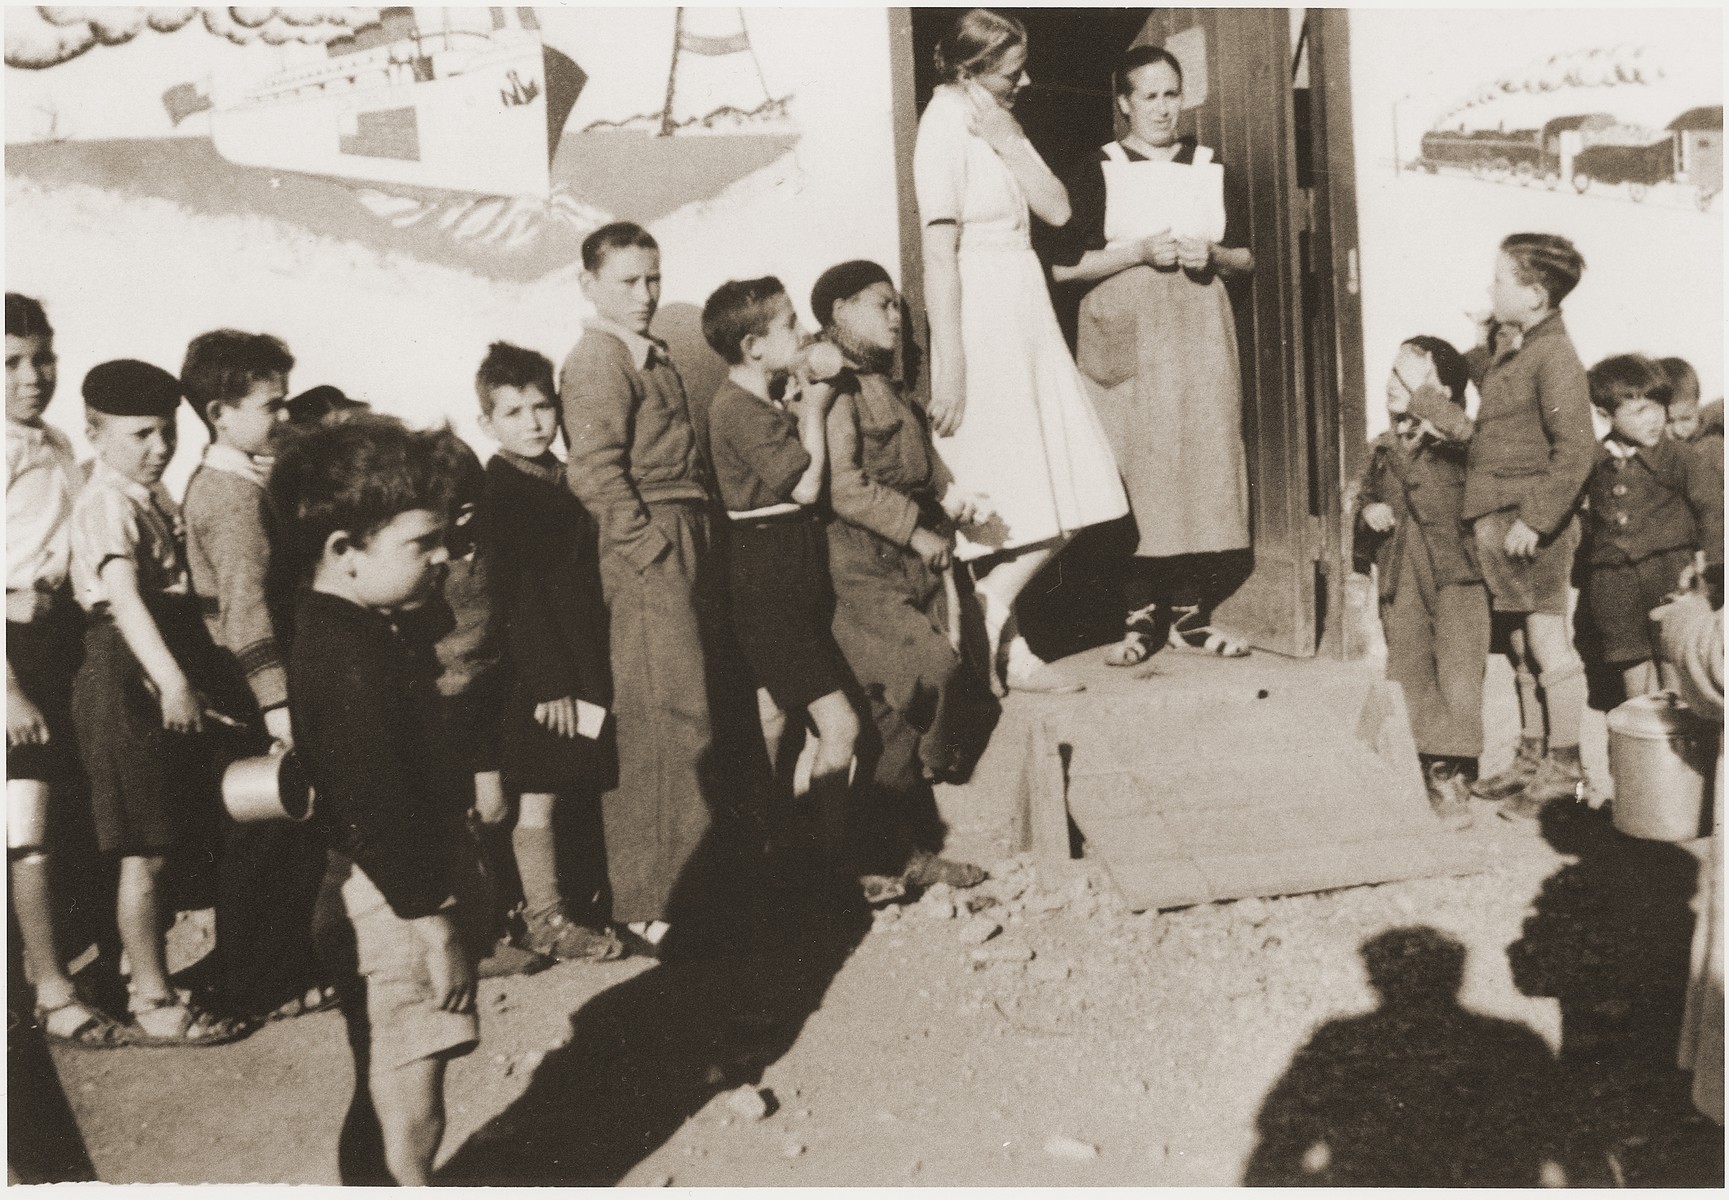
[810,260,894,329]
[286,384,368,427]
[82,359,183,419]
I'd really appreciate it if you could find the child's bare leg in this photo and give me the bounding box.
[9,782,76,1006]
[370,1054,446,1185]
[1506,627,1546,742]
[807,690,860,859]
[1524,613,1584,750]
[512,792,561,915]
[117,853,171,1002]
[973,537,1063,665]
[1621,661,1659,698]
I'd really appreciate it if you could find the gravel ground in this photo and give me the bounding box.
[25,797,1720,1187]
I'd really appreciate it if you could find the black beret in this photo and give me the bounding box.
[286,384,368,426]
[810,260,894,329]
[82,359,183,419]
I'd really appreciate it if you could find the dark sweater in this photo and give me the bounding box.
[288,589,465,920]
[1582,439,1722,569]
[707,379,810,513]
[483,452,611,708]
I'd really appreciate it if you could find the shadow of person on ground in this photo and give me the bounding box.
[7,909,96,1183]
[1244,925,1574,1187]
[1506,800,1722,1186]
[436,810,871,1185]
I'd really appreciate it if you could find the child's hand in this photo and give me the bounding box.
[940,483,980,525]
[7,689,47,748]
[158,678,205,734]
[1175,235,1212,272]
[1361,502,1396,533]
[963,81,1024,155]
[1503,517,1541,561]
[263,705,294,750]
[930,362,967,438]
[1386,372,1411,416]
[412,913,476,1014]
[1139,231,1179,269]
[534,696,579,740]
[910,527,953,571]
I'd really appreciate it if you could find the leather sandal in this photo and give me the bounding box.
[1104,632,1156,667]
[36,997,131,1049]
[128,990,253,1048]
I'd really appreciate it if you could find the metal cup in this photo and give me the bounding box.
[7,780,49,850]
[221,747,315,824]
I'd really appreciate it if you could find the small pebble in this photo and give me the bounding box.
[1045,1134,1099,1161]
[724,1085,770,1121]
[959,916,1002,946]
[784,1141,806,1158]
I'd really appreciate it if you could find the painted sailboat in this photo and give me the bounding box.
[170,7,583,198]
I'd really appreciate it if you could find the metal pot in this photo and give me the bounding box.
[1608,691,1717,842]
[221,747,315,824]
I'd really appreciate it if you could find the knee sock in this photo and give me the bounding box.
[1538,661,1586,751]
[511,822,562,916]
[1514,669,1545,744]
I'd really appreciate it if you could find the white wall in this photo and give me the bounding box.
[5,7,903,495]
[1348,8,1723,438]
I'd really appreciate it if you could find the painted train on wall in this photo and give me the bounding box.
[1414,107,1721,208]
[1406,42,1722,210]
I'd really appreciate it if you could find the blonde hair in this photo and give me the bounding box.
[933,9,1026,83]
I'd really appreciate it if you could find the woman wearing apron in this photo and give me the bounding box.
[1047,44,1255,666]
[914,9,1129,695]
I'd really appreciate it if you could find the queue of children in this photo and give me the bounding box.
[5,220,1008,1178]
[1356,233,1724,830]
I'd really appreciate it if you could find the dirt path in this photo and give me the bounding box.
[37,802,1719,1187]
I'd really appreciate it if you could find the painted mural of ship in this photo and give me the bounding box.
[165,7,584,198]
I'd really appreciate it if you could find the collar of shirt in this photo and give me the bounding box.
[89,458,177,518]
[1603,438,1640,461]
[584,316,667,371]
[1495,311,1566,362]
[200,441,269,487]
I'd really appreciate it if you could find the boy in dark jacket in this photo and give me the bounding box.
[1355,335,1488,829]
[1581,354,1723,698]
[278,414,481,1185]
[476,342,620,962]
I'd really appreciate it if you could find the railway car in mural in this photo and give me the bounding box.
[1415,105,1721,208]
[166,7,584,198]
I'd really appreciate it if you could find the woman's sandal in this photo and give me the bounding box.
[1166,609,1249,658]
[261,984,342,1024]
[128,990,253,1048]
[36,997,131,1049]
[1104,632,1156,667]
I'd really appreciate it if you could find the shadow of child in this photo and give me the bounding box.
[1245,925,1577,1187]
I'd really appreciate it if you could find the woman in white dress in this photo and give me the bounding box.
[914,9,1129,694]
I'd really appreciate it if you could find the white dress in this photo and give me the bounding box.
[913,84,1128,560]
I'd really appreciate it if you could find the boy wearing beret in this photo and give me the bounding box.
[814,261,993,892]
[69,359,248,1047]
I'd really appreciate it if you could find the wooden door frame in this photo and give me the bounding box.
[1302,10,1370,660]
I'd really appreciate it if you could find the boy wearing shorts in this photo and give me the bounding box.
[278,414,479,1184]
[1461,234,1598,820]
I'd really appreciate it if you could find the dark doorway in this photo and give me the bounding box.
[896,9,1361,659]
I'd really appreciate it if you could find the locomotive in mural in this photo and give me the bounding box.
[1414,105,1721,208]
